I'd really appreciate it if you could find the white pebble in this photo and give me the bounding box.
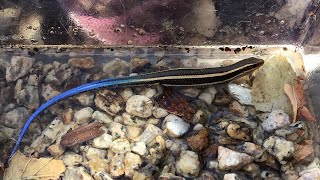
[299,167,320,180]
[153,107,169,118]
[109,122,126,139]
[126,95,153,118]
[180,88,201,97]
[217,146,253,171]
[263,136,294,164]
[224,173,241,180]
[208,160,218,169]
[262,110,290,132]
[135,124,163,144]
[81,146,106,160]
[75,92,94,106]
[92,110,113,125]
[191,110,207,124]
[163,114,190,138]
[74,107,93,124]
[122,113,146,127]
[198,86,217,105]
[193,123,204,131]
[131,141,147,156]
[63,167,93,180]
[110,153,125,177]
[62,152,83,166]
[228,83,253,105]
[139,88,157,98]
[126,126,142,140]
[111,138,131,154]
[147,118,160,125]
[124,152,142,177]
[176,151,200,177]
[119,88,133,101]
[113,115,124,123]
[165,139,188,154]
[92,132,113,149]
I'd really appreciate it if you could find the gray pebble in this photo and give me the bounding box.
[6,56,34,82]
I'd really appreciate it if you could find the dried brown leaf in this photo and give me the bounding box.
[4,151,66,180]
[61,122,104,147]
[293,77,307,108]
[299,106,316,122]
[293,141,314,161]
[284,83,297,122]
[284,77,315,123]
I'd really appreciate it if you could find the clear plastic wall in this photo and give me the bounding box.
[0,0,319,46]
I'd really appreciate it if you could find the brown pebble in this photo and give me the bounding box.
[229,101,249,117]
[203,144,219,159]
[226,123,251,141]
[68,57,95,69]
[187,128,209,151]
[47,144,65,157]
[213,93,230,106]
[218,135,237,145]
[62,108,73,124]
[130,57,150,73]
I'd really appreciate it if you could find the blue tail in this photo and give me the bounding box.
[7,77,134,162]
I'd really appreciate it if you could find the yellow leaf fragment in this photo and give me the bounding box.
[4,151,66,180]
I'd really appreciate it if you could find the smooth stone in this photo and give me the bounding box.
[228,83,253,105]
[131,141,147,156]
[119,88,133,101]
[126,126,142,141]
[223,173,241,180]
[153,107,169,119]
[92,111,113,125]
[162,114,190,138]
[74,107,94,124]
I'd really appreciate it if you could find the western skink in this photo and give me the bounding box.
[7,57,264,162]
